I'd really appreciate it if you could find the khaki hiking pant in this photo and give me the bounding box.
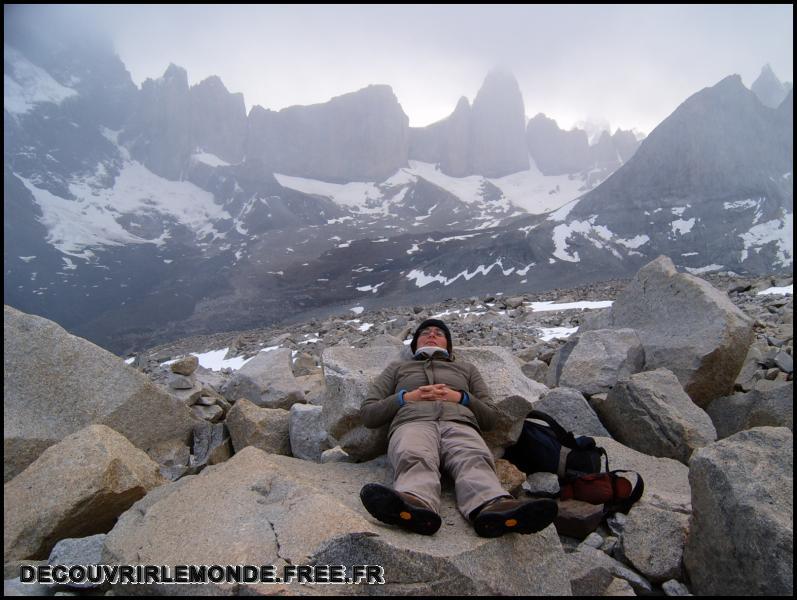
[388,420,509,520]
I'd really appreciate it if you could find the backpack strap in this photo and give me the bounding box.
[525,410,579,448]
[606,470,645,514]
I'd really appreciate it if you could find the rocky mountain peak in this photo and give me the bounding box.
[160,63,190,89]
[469,68,529,177]
[454,95,471,113]
[751,64,791,109]
[245,82,409,182]
[192,75,231,95]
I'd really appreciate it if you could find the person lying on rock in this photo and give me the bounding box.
[358,318,557,537]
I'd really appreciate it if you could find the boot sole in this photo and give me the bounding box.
[474,498,558,538]
[360,483,441,535]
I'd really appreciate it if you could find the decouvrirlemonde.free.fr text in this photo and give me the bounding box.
[20,564,386,585]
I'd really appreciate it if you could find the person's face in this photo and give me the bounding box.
[418,326,447,349]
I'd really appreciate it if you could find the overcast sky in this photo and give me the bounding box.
[7,4,794,134]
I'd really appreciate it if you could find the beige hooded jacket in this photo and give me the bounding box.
[359,352,500,439]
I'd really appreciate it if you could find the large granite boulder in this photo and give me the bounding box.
[456,347,549,451]
[289,403,328,462]
[320,345,402,462]
[225,398,291,456]
[593,368,717,465]
[622,504,689,583]
[683,427,793,595]
[549,328,645,395]
[4,424,165,562]
[589,256,754,407]
[534,387,611,438]
[221,348,305,409]
[101,446,572,595]
[4,305,198,482]
[706,382,793,438]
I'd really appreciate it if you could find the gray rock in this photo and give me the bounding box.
[600,536,618,556]
[320,346,402,461]
[502,296,525,309]
[535,387,611,437]
[604,577,637,596]
[662,579,693,596]
[556,329,645,395]
[595,369,717,464]
[455,347,549,450]
[289,403,328,462]
[579,533,605,550]
[102,447,572,595]
[683,427,793,595]
[706,382,793,438]
[589,256,754,407]
[148,439,190,471]
[622,504,689,583]
[190,404,224,423]
[4,425,165,562]
[47,534,107,589]
[523,472,560,497]
[775,350,794,373]
[3,577,57,596]
[170,355,198,376]
[521,358,548,383]
[48,534,106,566]
[167,373,194,390]
[225,399,291,456]
[291,352,319,377]
[567,545,653,596]
[221,348,305,409]
[192,423,231,467]
[735,342,768,391]
[4,306,198,482]
[320,446,354,464]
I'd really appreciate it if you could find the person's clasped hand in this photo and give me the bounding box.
[405,384,461,403]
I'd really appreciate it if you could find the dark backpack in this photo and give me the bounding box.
[504,409,645,537]
[503,410,607,479]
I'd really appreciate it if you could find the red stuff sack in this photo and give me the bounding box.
[560,470,643,514]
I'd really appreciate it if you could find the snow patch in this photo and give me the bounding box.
[671,218,696,236]
[757,285,793,296]
[406,259,534,287]
[538,326,579,341]
[192,152,230,167]
[528,300,613,312]
[4,45,77,114]
[740,212,793,266]
[684,264,724,274]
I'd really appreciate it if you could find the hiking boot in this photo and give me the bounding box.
[360,483,441,535]
[472,496,558,538]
